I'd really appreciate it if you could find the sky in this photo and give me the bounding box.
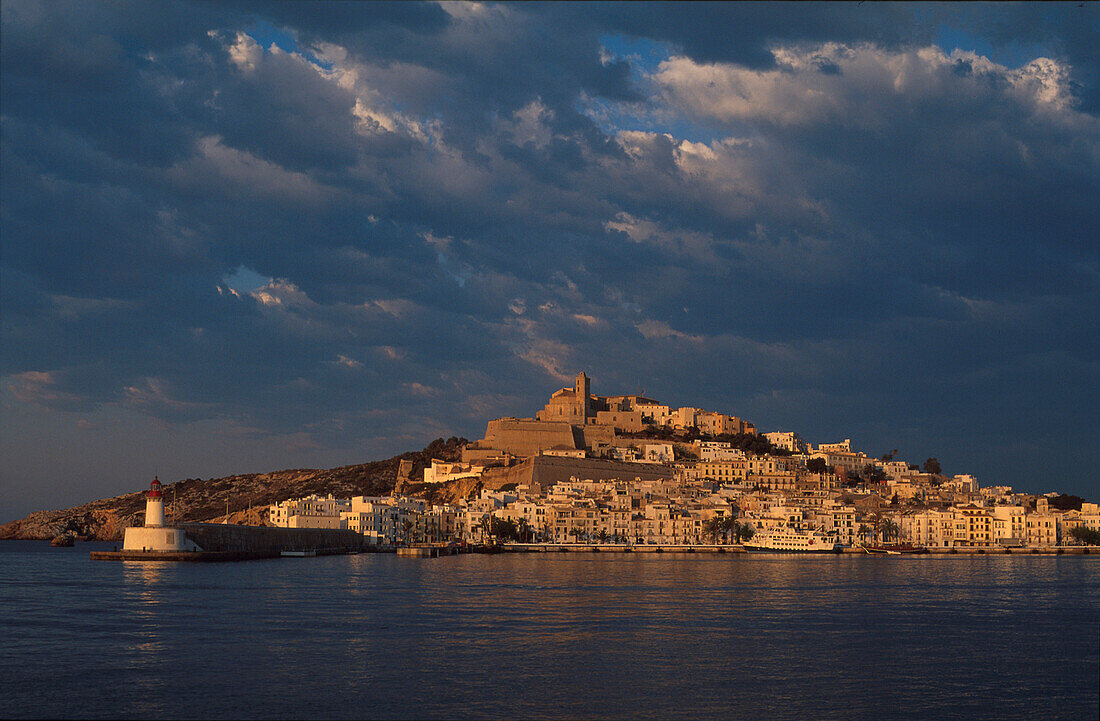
[1,1,1098,521]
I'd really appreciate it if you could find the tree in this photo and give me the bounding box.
[703,518,722,544]
[597,528,608,543]
[1069,526,1100,546]
[1049,495,1086,512]
[482,516,519,542]
[738,523,755,542]
[863,464,888,484]
[880,518,900,543]
[881,450,897,462]
[806,457,828,474]
[721,516,737,544]
[923,458,942,475]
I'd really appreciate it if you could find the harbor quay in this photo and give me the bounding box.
[493,543,1094,556]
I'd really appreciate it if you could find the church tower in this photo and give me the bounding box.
[574,372,591,421]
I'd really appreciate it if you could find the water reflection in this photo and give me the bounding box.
[122,560,171,598]
[117,561,173,717]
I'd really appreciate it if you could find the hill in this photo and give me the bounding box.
[0,437,467,541]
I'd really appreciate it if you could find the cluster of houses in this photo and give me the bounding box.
[269,437,1098,549]
[268,374,1097,548]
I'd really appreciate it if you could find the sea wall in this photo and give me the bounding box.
[179,523,365,553]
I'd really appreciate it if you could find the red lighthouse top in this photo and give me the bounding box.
[148,477,162,498]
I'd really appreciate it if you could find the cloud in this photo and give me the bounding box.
[652,44,1082,127]
[7,371,93,411]
[0,2,1097,520]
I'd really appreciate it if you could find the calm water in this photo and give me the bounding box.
[1,542,1098,720]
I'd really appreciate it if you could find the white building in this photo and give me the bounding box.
[423,459,483,484]
[643,443,674,464]
[697,442,746,462]
[269,494,349,529]
[764,431,807,454]
[636,402,672,427]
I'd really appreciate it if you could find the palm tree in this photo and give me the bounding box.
[880,518,900,543]
[721,516,737,544]
[703,518,722,544]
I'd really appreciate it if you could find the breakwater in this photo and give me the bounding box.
[90,523,366,561]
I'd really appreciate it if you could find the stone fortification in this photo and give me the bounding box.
[472,371,758,461]
[480,455,672,494]
[480,418,582,457]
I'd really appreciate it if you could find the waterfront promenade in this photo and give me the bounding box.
[494,542,1095,555]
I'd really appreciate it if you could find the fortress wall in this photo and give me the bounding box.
[482,419,579,456]
[478,456,672,494]
[528,456,672,493]
[479,459,537,491]
[579,424,616,448]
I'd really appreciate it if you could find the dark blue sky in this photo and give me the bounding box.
[2,2,1098,521]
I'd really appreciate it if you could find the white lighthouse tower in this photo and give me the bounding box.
[145,477,166,527]
[122,477,198,553]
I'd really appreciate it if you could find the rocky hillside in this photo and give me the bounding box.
[0,437,467,541]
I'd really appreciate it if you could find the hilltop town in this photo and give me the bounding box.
[268,372,1100,550]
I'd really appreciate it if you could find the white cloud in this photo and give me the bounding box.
[500,99,555,148]
[251,279,310,308]
[652,43,1082,128]
[226,31,262,73]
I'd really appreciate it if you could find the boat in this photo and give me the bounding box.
[743,527,840,553]
[860,543,927,555]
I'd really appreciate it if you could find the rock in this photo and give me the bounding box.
[50,535,75,547]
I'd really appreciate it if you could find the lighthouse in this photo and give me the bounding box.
[145,477,166,527]
[121,476,197,553]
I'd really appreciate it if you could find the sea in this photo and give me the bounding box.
[2,541,1098,720]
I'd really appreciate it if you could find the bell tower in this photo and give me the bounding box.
[574,372,591,421]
